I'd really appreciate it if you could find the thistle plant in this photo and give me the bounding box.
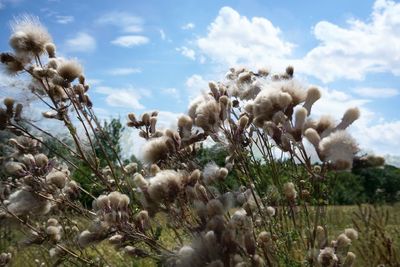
[0,15,396,267]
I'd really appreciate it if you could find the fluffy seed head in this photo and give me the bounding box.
[343,252,356,267]
[78,230,98,247]
[57,59,83,82]
[294,107,307,130]
[319,130,358,170]
[337,107,360,130]
[283,182,297,200]
[238,115,249,130]
[34,153,48,168]
[266,206,275,217]
[207,199,224,217]
[45,43,56,58]
[133,173,149,189]
[318,247,338,266]
[304,128,321,148]
[46,171,67,189]
[10,15,52,55]
[344,228,358,241]
[336,233,351,249]
[303,87,321,114]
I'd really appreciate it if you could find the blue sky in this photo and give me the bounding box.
[1,0,400,162]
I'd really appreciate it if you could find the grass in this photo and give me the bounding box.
[3,203,400,267]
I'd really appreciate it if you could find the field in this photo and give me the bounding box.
[4,204,399,267]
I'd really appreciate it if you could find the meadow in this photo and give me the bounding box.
[0,14,400,267]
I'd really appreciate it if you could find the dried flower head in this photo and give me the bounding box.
[10,15,52,56]
[319,130,358,170]
[56,59,83,82]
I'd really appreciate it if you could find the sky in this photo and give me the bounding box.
[1,0,400,164]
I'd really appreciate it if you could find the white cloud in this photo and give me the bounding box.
[297,0,400,82]
[177,46,196,60]
[159,29,166,40]
[161,88,181,101]
[65,32,96,52]
[0,0,22,9]
[355,120,400,156]
[96,12,143,33]
[108,68,141,76]
[55,15,74,24]
[95,86,146,110]
[111,35,149,47]
[196,7,293,68]
[352,87,399,98]
[182,22,195,30]
[185,74,209,100]
[193,1,400,83]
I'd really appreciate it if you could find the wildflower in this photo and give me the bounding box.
[56,59,83,82]
[147,170,184,202]
[207,199,224,217]
[142,133,178,163]
[344,228,358,241]
[9,15,52,56]
[266,206,275,217]
[124,162,138,174]
[319,130,358,170]
[49,247,64,258]
[0,252,12,266]
[283,182,297,201]
[178,246,194,261]
[343,252,356,267]
[303,87,321,115]
[109,234,124,245]
[304,128,321,148]
[46,170,67,189]
[203,162,228,184]
[336,233,351,249]
[315,226,326,248]
[336,107,360,130]
[7,189,51,216]
[4,161,25,177]
[45,43,56,58]
[192,98,221,131]
[34,153,48,168]
[317,247,338,267]
[294,107,307,130]
[46,224,62,242]
[77,230,99,247]
[133,173,149,190]
[252,254,265,267]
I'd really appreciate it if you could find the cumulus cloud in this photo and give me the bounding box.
[185,74,209,99]
[193,1,400,83]
[108,68,141,76]
[65,32,96,52]
[352,87,399,98]
[95,86,146,110]
[181,22,195,30]
[96,12,143,33]
[177,46,196,60]
[297,0,400,82]
[111,35,149,47]
[196,6,293,68]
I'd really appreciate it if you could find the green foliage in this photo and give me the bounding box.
[354,164,400,203]
[95,118,124,166]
